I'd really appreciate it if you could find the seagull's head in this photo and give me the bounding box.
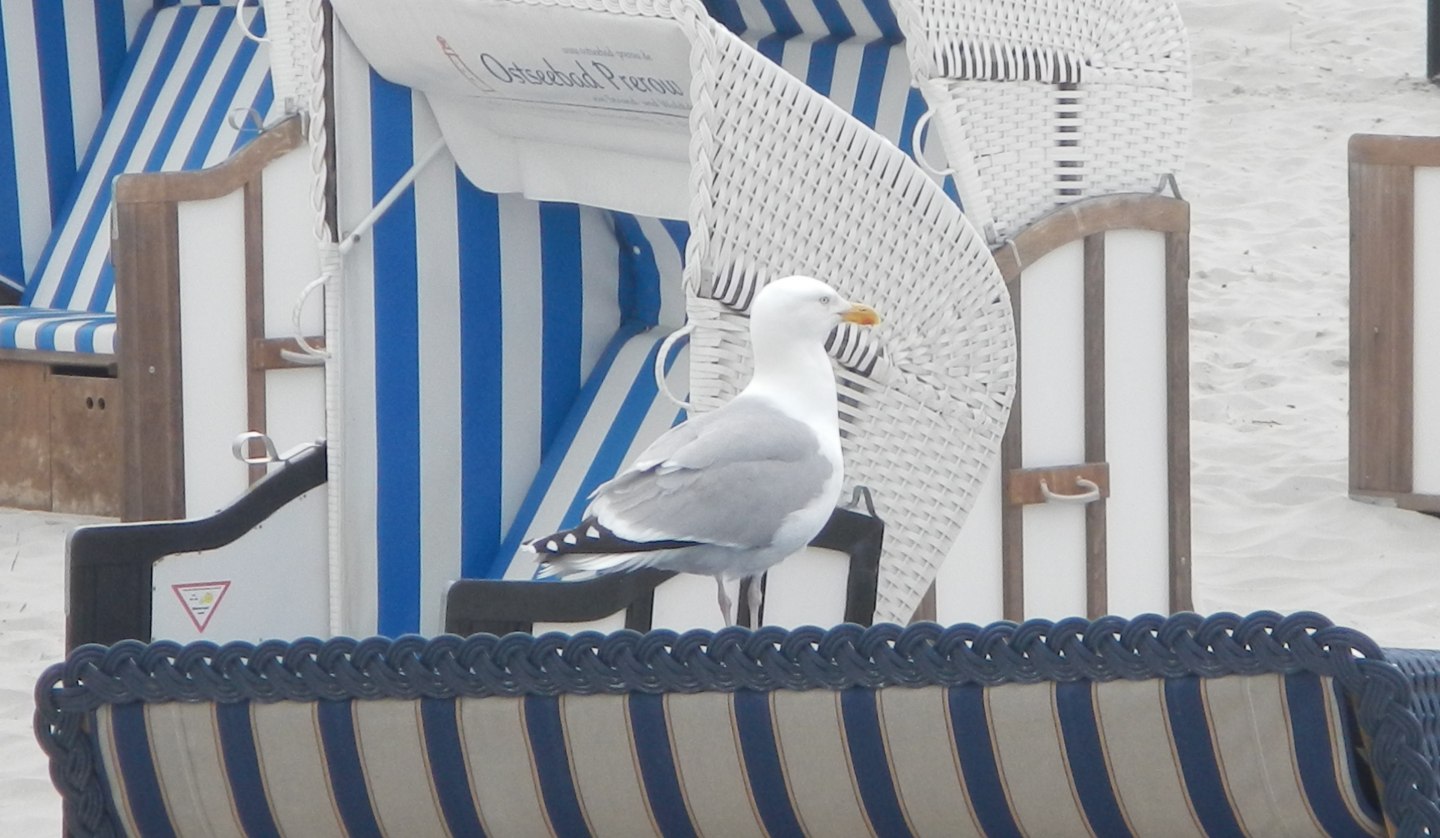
[750,276,880,346]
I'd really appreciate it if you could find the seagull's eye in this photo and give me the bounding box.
[819,295,832,305]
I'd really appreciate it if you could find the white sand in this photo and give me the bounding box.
[5,0,1439,831]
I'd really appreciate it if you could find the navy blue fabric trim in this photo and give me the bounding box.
[1164,677,1245,838]
[1285,673,1382,837]
[33,0,77,227]
[628,693,699,838]
[947,685,1022,838]
[840,688,912,837]
[420,697,488,837]
[538,202,584,456]
[316,700,384,838]
[523,695,592,837]
[369,71,423,635]
[111,702,179,838]
[215,702,282,838]
[1055,681,1133,838]
[457,178,504,580]
[733,689,806,837]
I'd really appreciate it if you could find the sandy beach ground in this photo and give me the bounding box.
[4,0,1439,831]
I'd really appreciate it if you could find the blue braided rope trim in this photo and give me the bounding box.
[33,611,1440,835]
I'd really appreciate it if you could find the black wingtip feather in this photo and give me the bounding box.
[528,517,700,560]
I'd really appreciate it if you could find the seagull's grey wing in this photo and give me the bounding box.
[590,400,834,547]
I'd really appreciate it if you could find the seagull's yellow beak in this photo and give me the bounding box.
[841,302,881,326]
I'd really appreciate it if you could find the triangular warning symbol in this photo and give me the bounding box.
[172,581,232,633]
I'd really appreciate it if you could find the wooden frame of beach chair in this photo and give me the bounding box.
[1349,134,1440,516]
[35,611,1440,835]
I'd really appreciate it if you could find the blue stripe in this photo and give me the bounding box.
[562,336,668,525]
[755,34,785,65]
[43,8,197,312]
[214,702,282,838]
[1163,677,1246,838]
[490,327,639,578]
[896,88,927,158]
[1284,673,1384,836]
[183,9,264,171]
[458,178,504,580]
[316,700,384,838]
[812,0,856,38]
[95,0,131,108]
[0,6,23,290]
[755,0,801,38]
[370,72,423,634]
[858,0,903,42]
[611,213,662,329]
[539,202,584,455]
[24,10,159,307]
[1054,682,1134,837]
[732,689,806,836]
[840,689,913,837]
[946,686,1022,838]
[701,0,748,35]
[420,698,489,837]
[33,0,77,225]
[628,694,699,838]
[849,39,890,130]
[659,219,690,254]
[109,703,179,838]
[144,12,230,170]
[522,695,592,837]
[805,37,842,98]
[74,317,105,353]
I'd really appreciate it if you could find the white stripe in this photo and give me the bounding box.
[64,4,105,174]
[634,216,687,328]
[333,20,380,635]
[826,43,866,117]
[785,2,830,38]
[156,20,249,172]
[2,3,53,282]
[200,36,275,168]
[871,49,915,148]
[579,207,622,378]
[413,97,464,634]
[498,194,545,534]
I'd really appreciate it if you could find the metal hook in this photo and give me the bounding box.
[1155,172,1184,201]
[232,431,281,465]
[1040,478,1101,505]
[846,485,878,517]
[655,322,694,410]
[233,0,269,44]
[911,110,955,178]
[227,107,265,133]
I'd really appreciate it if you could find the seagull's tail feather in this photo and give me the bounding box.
[527,516,700,578]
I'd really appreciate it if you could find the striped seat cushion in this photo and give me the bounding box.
[88,672,1383,837]
[0,306,115,354]
[1,3,277,356]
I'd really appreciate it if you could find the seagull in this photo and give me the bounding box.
[526,276,880,625]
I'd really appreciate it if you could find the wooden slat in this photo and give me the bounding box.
[991,194,1189,282]
[112,116,304,205]
[0,362,53,509]
[1083,234,1108,618]
[244,178,267,484]
[115,201,185,522]
[0,348,115,370]
[1005,463,1111,507]
[1348,134,1440,168]
[250,338,328,370]
[1351,488,1440,515]
[1166,229,1193,613]
[1348,161,1415,496]
[1000,290,1025,622]
[49,374,122,516]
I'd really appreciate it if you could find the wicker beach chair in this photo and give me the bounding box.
[331,0,1017,628]
[35,612,1440,835]
[889,0,1191,242]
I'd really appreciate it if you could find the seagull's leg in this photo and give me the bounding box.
[743,574,763,629]
[715,576,736,626]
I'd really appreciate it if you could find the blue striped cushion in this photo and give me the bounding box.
[88,673,1383,836]
[23,3,278,316]
[0,306,115,354]
[0,0,153,293]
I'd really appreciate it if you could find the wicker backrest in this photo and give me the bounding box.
[889,0,1190,241]
[681,11,1016,624]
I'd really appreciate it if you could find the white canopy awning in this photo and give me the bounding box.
[331,0,693,218]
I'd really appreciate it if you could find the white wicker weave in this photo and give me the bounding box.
[890,0,1190,241]
[674,2,1016,623]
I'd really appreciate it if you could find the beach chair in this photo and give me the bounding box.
[1349,134,1440,516]
[35,611,1440,835]
[322,0,1015,636]
[0,2,280,515]
[889,0,1191,242]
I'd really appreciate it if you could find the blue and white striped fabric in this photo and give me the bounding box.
[335,0,946,634]
[0,3,278,354]
[0,0,152,295]
[87,672,1384,837]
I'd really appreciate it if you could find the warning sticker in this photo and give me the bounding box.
[172,581,232,633]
